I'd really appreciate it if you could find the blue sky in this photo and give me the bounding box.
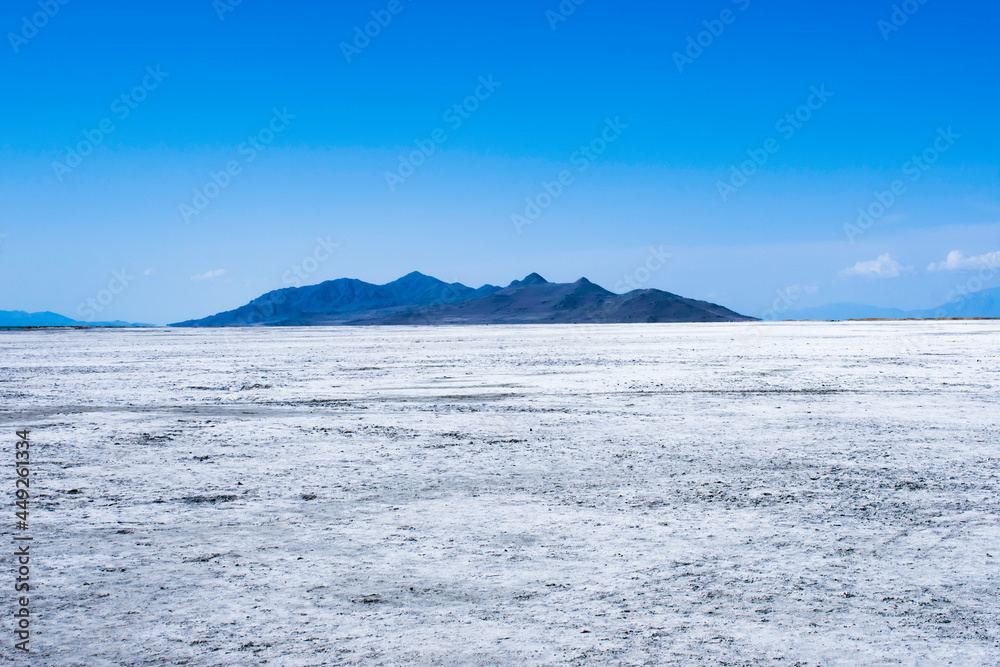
[1,0,998,323]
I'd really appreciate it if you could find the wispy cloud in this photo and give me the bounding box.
[927,250,1000,272]
[963,197,1000,214]
[191,269,226,281]
[839,253,904,279]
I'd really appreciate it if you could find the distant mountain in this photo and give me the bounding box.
[926,287,1000,318]
[0,310,80,327]
[171,272,754,326]
[172,271,502,326]
[378,274,750,324]
[786,303,913,321]
[785,287,1000,320]
[0,310,149,328]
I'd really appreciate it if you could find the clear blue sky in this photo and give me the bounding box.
[2,0,998,323]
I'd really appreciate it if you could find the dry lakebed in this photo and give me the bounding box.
[0,322,997,666]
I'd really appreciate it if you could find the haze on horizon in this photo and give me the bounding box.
[2,0,998,325]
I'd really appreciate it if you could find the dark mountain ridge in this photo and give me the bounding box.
[171,271,754,326]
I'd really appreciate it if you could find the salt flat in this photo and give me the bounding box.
[1,322,998,666]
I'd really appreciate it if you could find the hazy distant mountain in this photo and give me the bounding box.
[785,287,1000,320]
[0,310,149,328]
[0,310,80,327]
[785,304,913,321]
[172,272,754,326]
[926,287,1000,318]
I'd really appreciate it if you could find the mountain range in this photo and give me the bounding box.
[170,271,755,326]
[0,310,148,328]
[7,279,998,328]
[786,287,1000,320]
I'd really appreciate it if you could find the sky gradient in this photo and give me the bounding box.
[2,0,998,323]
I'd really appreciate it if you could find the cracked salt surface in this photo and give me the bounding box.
[0,322,998,666]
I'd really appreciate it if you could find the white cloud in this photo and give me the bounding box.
[143,268,155,276]
[963,197,1000,214]
[839,253,904,279]
[191,269,226,281]
[927,249,1000,272]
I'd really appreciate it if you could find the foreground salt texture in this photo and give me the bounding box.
[1,322,997,666]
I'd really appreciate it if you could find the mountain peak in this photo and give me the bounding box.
[170,271,755,325]
[383,271,447,293]
[394,270,433,283]
[520,272,548,285]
